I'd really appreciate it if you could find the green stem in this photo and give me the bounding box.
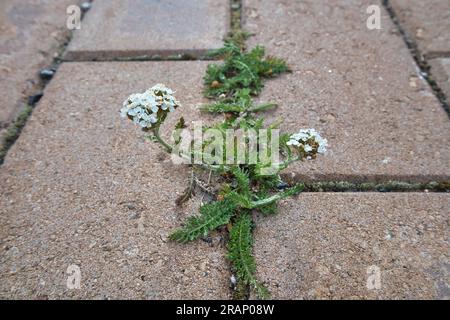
[279,155,300,170]
[152,125,173,153]
[249,184,304,209]
[247,103,277,113]
[249,194,285,208]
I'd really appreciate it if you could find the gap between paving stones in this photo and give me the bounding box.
[382,0,450,117]
[61,53,218,62]
[301,181,449,193]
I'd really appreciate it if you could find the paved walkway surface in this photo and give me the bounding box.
[245,0,449,182]
[254,193,449,299]
[0,0,449,299]
[64,0,230,60]
[0,0,79,135]
[389,0,450,102]
[0,62,229,299]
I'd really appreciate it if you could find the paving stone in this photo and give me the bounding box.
[244,0,450,182]
[0,0,77,129]
[253,193,449,299]
[65,0,230,61]
[429,58,450,99]
[0,61,230,299]
[390,0,450,57]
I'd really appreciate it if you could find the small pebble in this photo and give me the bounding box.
[80,2,92,12]
[28,93,43,105]
[125,203,137,210]
[128,212,140,220]
[415,28,424,39]
[39,68,55,80]
[230,275,237,288]
[277,181,289,190]
[409,76,418,88]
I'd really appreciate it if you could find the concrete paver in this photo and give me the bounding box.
[390,0,450,58]
[0,61,229,299]
[65,0,230,61]
[244,0,450,182]
[429,58,450,99]
[0,0,77,130]
[253,193,449,299]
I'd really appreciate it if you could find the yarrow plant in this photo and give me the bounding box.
[121,84,180,152]
[120,38,327,299]
[287,129,328,159]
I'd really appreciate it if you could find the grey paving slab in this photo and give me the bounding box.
[244,0,450,182]
[0,61,230,299]
[390,0,450,57]
[429,58,450,99]
[253,193,449,299]
[0,0,77,130]
[65,0,230,60]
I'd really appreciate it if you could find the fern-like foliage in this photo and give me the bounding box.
[200,102,246,114]
[170,198,236,243]
[200,88,277,115]
[231,166,251,197]
[228,212,270,299]
[204,43,289,99]
[200,100,277,115]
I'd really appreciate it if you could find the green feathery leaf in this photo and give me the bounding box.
[199,102,245,114]
[170,198,237,243]
[227,191,253,209]
[204,44,289,99]
[231,166,251,196]
[228,212,270,299]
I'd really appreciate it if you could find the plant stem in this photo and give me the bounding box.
[279,155,300,170]
[247,102,277,113]
[249,193,285,208]
[152,125,173,153]
[249,184,304,209]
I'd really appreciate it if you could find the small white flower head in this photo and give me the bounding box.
[286,128,328,159]
[120,84,180,129]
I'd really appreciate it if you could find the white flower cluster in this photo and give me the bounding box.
[120,84,180,129]
[287,128,328,156]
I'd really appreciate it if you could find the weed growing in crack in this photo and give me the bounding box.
[0,105,33,164]
[204,41,290,98]
[120,38,327,299]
